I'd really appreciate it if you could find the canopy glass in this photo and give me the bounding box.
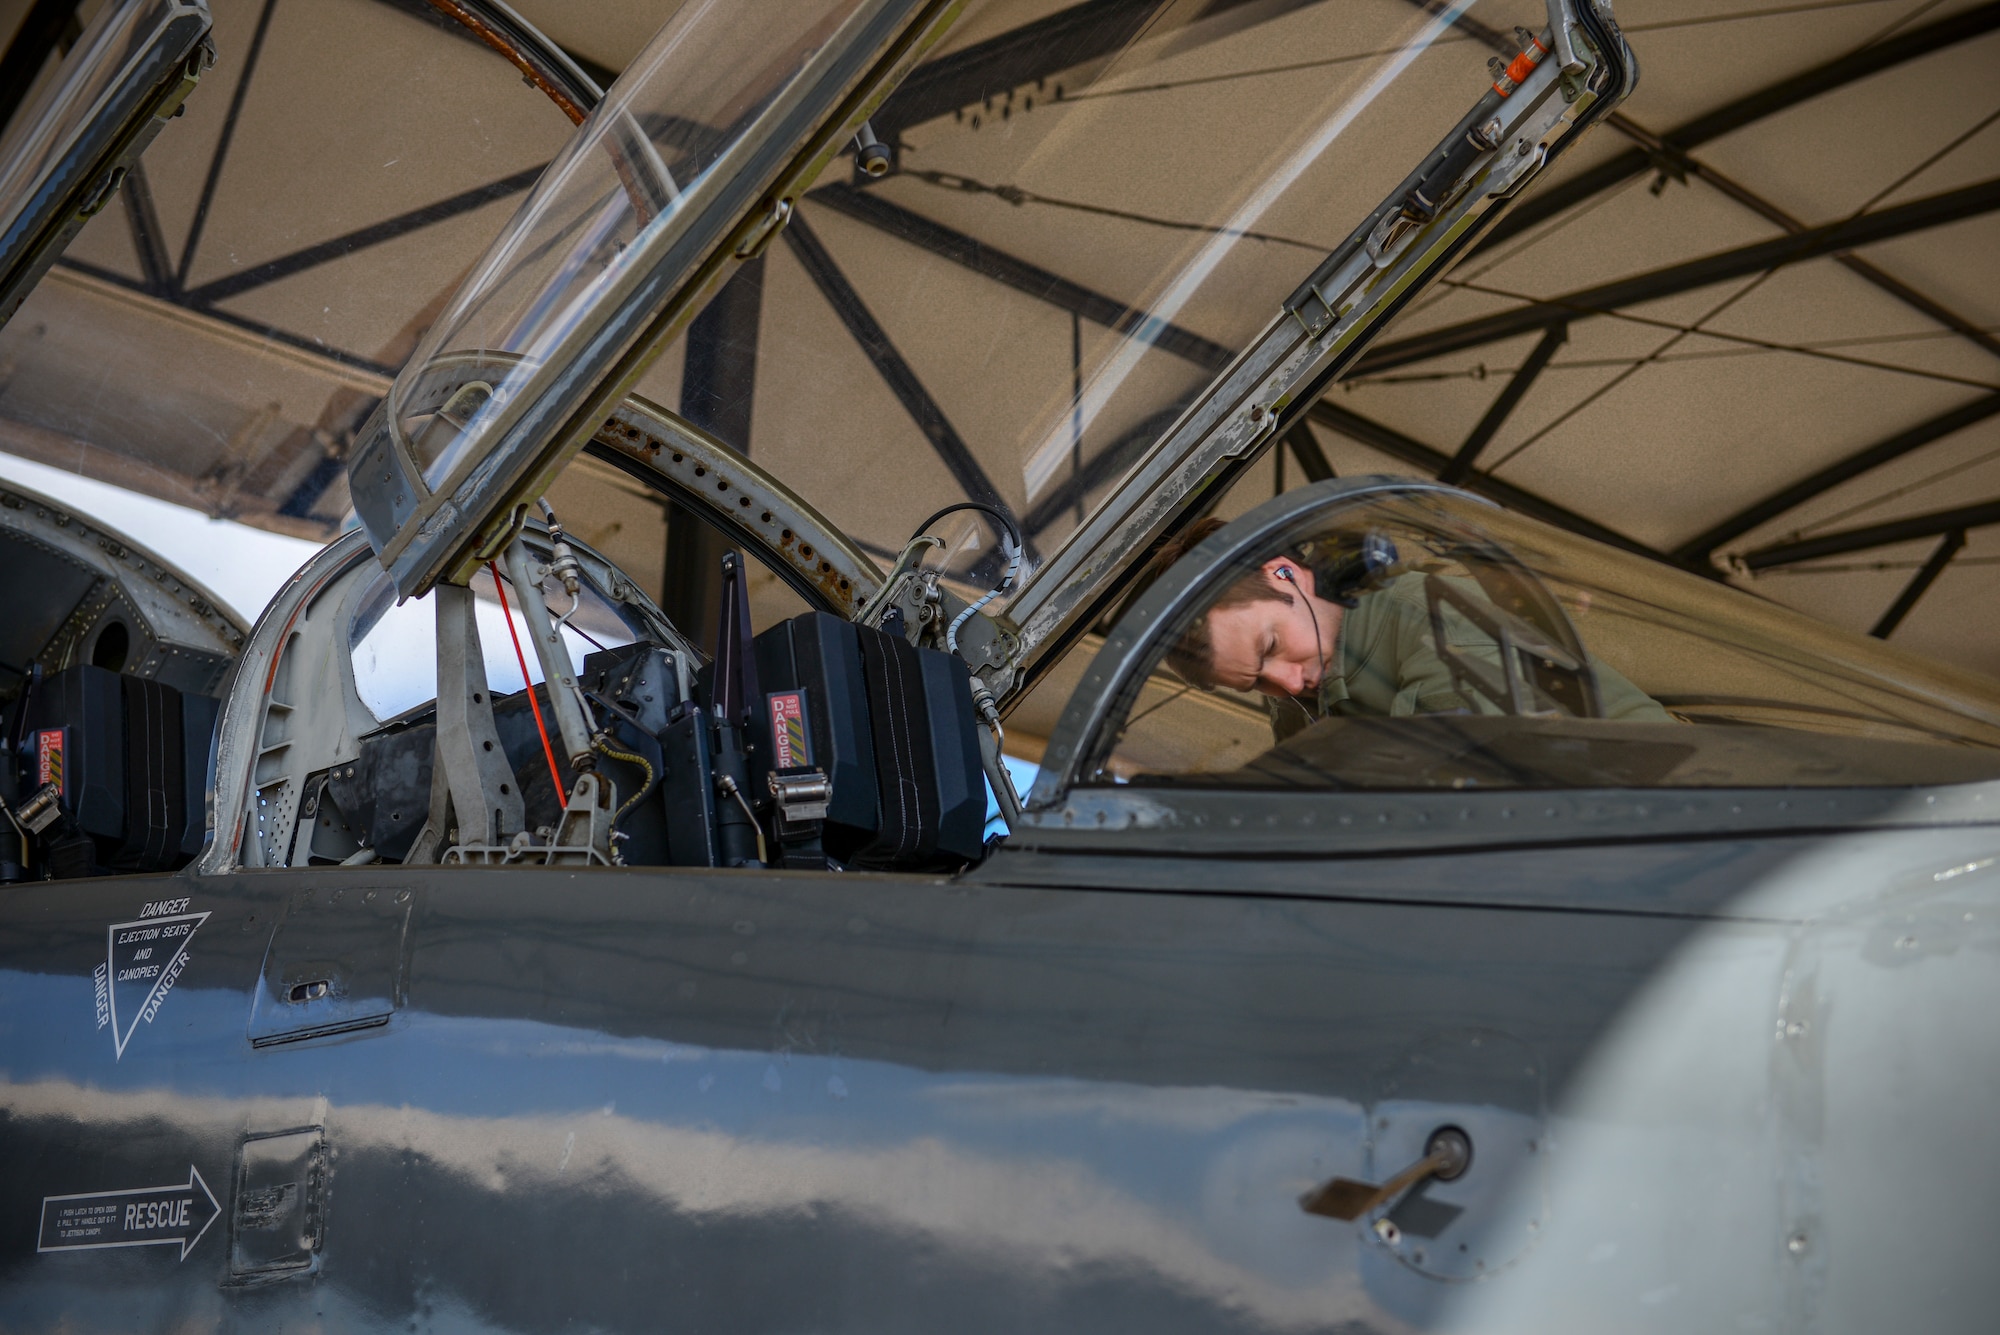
[391,0,874,492]
[735,0,1554,575]
[356,0,943,596]
[0,0,210,325]
[1085,487,2000,790]
[0,0,203,212]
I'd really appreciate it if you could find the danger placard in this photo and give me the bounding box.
[106,910,208,1060]
[767,691,813,769]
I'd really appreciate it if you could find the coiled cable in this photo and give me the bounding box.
[908,502,1025,656]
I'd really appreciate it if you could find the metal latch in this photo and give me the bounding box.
[16,783,60,834]
[734,198,794,259]
[1301,1125,1472,1221]
[768,770,831,823]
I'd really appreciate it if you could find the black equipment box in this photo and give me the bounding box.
[753,613,985,869]
[12,663,216,874]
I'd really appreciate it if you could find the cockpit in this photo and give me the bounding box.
[5,0,1999,887]
[151,393,1045,878]
[1053,483,2000,799]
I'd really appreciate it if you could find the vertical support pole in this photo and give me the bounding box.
[665,257,765,653]
[709,552,765,867]
[501,539,594,769]
[431,582,523,846]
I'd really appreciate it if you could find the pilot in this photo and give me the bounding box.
[1146,518,1670,727]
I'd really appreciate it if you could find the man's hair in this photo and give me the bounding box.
[1137,518,1293,686]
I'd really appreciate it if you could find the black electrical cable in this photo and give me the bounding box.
[912,503,1028,654]
[913,501,1024,572]
[1273,564,1329,709]
[489,563,612,652]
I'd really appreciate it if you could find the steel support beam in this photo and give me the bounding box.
[1743,500,2000,570]
[185,164,545,305]
[1357,176,2000,375]
[873,0,1301,141]
[1023,408,1343,539]
[678,258,765,452]
[1870,529,1965,638]
[1021,402,1183,537]
[177,0,281,290]
[873,0,1158,137]
[1601,117,2000,364]
[1309,402,1663,559]
[1286,421,1334,483]
[782,211,1019,532]
[811,183,1233,370]
[815,188,1357,539]
[1675,390,2000,565]
[1473,2,2000,256]
[1438,323,1566,484]
[119,161,176,296]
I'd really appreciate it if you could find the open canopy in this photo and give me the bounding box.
[344,0,1629,606]
[0,0,210,326]
[0,0,1991,718]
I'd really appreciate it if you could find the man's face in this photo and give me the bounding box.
[1202,559,1342,697]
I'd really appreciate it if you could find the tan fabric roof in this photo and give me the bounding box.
[0,0,1994,686]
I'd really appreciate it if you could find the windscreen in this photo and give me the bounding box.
[719,0,1551,580]
[1089,489,2000,791]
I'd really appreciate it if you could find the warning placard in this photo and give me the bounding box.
[767,691,813,769]
[106,911,208,1060]
[39,1165,219,1260]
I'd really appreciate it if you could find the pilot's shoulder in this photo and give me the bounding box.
[1342,571,1431,651]
[1369,570,1436,612]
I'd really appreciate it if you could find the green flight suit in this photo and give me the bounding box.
[1277,571,1669,732]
